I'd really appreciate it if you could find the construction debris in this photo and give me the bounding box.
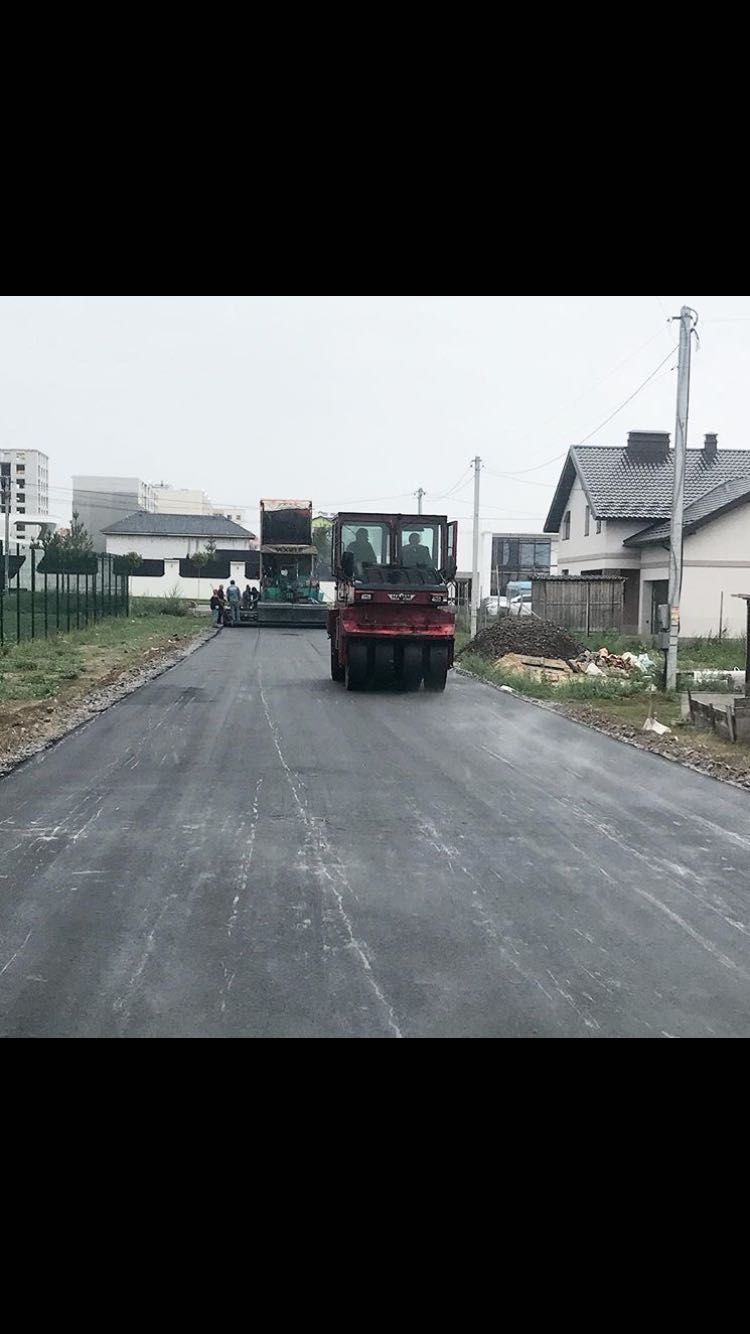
[460,619,659,684]
[496,653,572,685]
[459,617,585,663]
[643,716,671,736]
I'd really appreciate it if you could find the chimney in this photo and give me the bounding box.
[704,432,718,460]
[626,431,670,462]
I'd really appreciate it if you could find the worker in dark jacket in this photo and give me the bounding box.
[346,528,378,575]
[402,531,433,567]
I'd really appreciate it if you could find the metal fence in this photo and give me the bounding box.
[0,544,129,646]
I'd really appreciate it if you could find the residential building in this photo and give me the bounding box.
[455,519,557,603]
[545,430,750,636]
[154,485,213,515]
[213,506,246,527]
[101,511,258,599]
[72,476,157,553]
[0,449,58,546]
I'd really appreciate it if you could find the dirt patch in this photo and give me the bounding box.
[0,628,214,777]
[558,700,750,789]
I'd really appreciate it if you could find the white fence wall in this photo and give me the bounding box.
[128,560,335,605]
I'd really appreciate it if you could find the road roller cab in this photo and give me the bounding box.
[327,512,457,691]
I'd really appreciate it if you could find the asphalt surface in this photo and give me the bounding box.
[2,627,750,1038]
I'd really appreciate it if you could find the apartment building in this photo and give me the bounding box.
[0,448,54,544]
[72,476,157,553]
[154,485,213,515]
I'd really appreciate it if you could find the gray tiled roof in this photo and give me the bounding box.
[545,445,750,533]
[101,511,255,539]
[624,476,750,546]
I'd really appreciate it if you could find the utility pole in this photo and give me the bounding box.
[471,456,481,639]
[666,306,698,692]
[416,487,425,515]
[1,471,9,595]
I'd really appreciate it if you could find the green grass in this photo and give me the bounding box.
[130,595,194,618]
[677,635,746,670]
[0,612,203,704]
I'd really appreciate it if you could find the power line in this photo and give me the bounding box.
[570,344,678,447]
[433,465,474,499]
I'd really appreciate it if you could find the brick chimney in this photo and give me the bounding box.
[626,431,670,462]
[704,432,718,460]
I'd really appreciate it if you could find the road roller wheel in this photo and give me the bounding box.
[330,637,345,682]
[345,640,368,691]
[424,644,449,692]
[400,642,424,691]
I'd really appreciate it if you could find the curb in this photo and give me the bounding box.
[454,664,750,796]
[0,626,219,783]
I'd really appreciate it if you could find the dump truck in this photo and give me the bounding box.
[327,512,457,690]
[257,498,328,627]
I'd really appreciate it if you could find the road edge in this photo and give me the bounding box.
[0,627,219,783]
[454,664,750,796]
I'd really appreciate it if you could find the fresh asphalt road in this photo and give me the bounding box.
[2,627,750,1038]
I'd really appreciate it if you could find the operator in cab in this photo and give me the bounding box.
[402,531,433,567]
[346,527,378,574]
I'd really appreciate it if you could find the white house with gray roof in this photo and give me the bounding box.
[544,430,750,637]
[101,511,258,600]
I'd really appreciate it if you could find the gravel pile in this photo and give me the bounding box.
[458,617,585,663]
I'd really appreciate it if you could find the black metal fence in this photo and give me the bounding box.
[0,544,129,646]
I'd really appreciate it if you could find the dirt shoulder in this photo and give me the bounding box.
[0,615,212,777]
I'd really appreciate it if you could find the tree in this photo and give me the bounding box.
[67,510,94,555]
[312,518,333,578]
[124,551,143,572]
[40,511,98,575]
[205,537,217,559]
[191,549,210,574]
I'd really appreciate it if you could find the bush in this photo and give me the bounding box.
[130,595,191,618]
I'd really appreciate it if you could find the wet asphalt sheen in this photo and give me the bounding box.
[1,627,750,1037]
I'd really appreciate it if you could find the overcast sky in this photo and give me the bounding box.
[1,295,748,536]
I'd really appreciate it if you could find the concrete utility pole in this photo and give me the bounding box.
[416,487,425,515]
[666,306,698,692]
[471,456,481,639]
[2,473,9,594]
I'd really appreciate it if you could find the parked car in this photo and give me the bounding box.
[482,595,509,617]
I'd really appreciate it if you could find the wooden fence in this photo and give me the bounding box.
[531,576,625,635]
[688,692,737,743]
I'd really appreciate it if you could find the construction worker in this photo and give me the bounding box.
[226,579,241,624]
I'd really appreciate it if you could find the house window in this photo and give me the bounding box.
[17,506,25,513]
[562,511,571,541]
[584,505,590,536]
[16,523,25,532]
[17,493,25,503]
[561,569,569,576]
[596,518,602,535]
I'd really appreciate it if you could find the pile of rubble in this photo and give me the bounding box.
[569,646,655,679]
[458,616,585,663]
[460,621,656,688]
